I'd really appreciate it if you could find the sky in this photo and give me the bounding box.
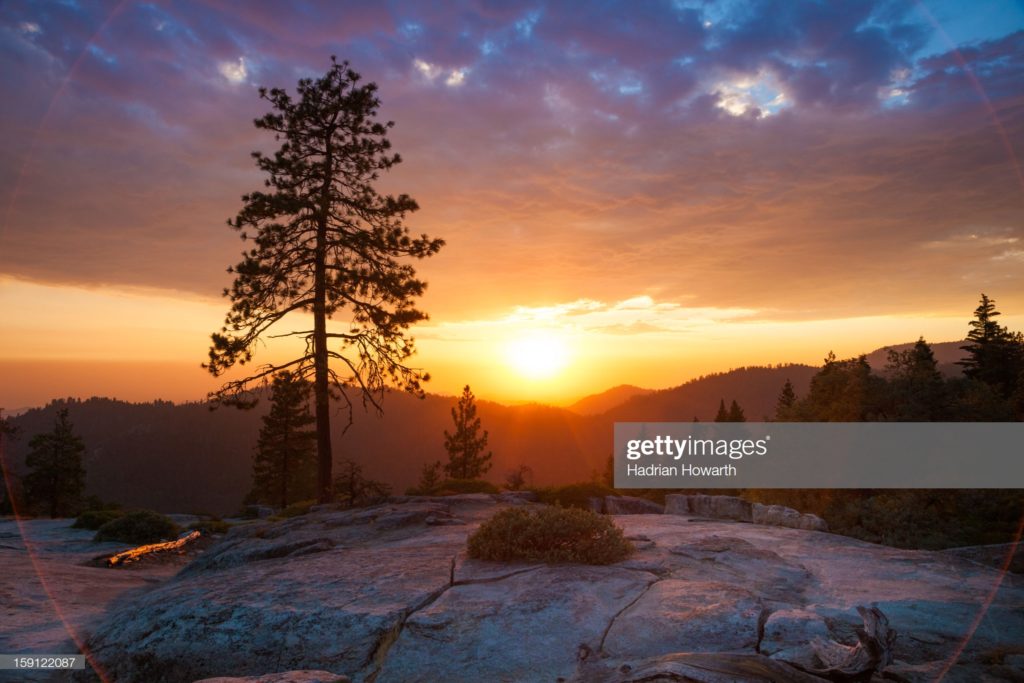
[1,0,1023,408]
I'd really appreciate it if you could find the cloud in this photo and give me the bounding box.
[413,57,442,80]
[218,56,247,84]
[422,296,760,341]
[0,0,1022,326]
[445,68,466,87]
[414,57,468,87]
[713,69,789,117]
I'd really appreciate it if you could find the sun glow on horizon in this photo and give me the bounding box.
[503,330,571,381]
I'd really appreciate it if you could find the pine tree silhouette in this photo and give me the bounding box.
[24,408,85,518]
[444,385,493,480]
[206,58,444,502]
[248,372,317,509]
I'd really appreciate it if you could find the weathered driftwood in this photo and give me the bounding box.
[805,606,896,680]
[106,529,202,567]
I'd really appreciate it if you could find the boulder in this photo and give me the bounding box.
[604,496,664,515]
[752,503,801,527]
[797,513,828,532]
[664,494,752,522]
[751,503,828,532]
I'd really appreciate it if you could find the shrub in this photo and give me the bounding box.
[94,510,180,545]
[189,519,231,535]
[279,499,316,518]
[533,482,616,510]
[408,460,444,496]
[334,460,391,508]
[72,509,125,530]
[435,478,499,495]
[468,506,633,565]
[504,464,533,491]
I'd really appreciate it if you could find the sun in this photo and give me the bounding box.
[504,330,570,380]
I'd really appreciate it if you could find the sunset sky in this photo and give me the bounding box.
[2,0,1023,408]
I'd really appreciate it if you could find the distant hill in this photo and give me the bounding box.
[863,340,966,377]
[6,340,970,515]
[567,384,653,415]
[605,365,819,422]
[1,365,817,515]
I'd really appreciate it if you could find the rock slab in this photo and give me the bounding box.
[64,497,1024,683]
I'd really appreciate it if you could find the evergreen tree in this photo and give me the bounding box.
[886,338,948,420]
[796,352,887,421]
[24,408,85,518]
[248,372,317,509]
[417,460,443,494]
[444,385,493,480]
[0,411,20,514]
[775,379,797,420]
[957,294,1024,399]
[206,58,444,503]
[714,398,746,422]
[727,400,746,422]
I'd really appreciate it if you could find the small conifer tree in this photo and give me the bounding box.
[776,379,797,420]
[249,372,317,509]
[24,407,86,518]
[444,385,493,480]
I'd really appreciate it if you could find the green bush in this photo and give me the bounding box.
[468,506,633,565]
[94,510,180,545]
[72,509,125,530]
[435,479,499,495]
[533,482,616,510]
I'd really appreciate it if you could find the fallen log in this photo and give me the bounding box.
[106,529,202,567]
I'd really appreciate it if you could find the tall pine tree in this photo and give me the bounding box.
[206,58,444,503]
[957,294,1024,399]
[444,385,493,480]
[24,407,85,518]
[249,372,317,509]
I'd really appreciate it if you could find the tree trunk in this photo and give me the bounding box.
[313,148,334,504]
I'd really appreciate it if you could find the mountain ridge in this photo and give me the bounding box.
[4,340,967,514]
